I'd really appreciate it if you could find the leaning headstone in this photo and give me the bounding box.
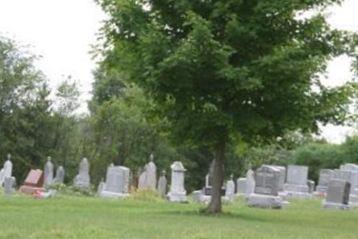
[323,179,350,209]
[247,165,283,209]
[99,164,130,198]
[157,170,167,198]
[19,169,44,194]
[53,166,65,184]
[4,177,16,196]
[167,161,187,202]
[44,156,54,187]
[236,178,247,196]
[73,158,90,189]
[316,169,334,195]
[225,175,235,201]
[284,165,311,198]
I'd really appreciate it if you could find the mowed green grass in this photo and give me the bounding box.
[0,194,357,239]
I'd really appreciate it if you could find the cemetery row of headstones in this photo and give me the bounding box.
[1,154,188,202]
[2,152,358,209]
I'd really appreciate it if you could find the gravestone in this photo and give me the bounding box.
[247,165,283,209]
[316,169,334,194]
[0,154,13,186]
[236,178,247,196]
[138,154,157,190]
[246,169,256,197]
[44,156,54,187]
[334,167,358,206]
[73,158,90,189]
[225,175,235,201]
[270,166,285,191]
[3,154,13,179]
[19,169,44,194]
[167,161,187,202]
[54,166,65,184]
[4,177,16,196]
[284,165,311,198]
[99,164,130,198]
[157,170,167,198]
[307,180,315,194]
[323,179,350,209]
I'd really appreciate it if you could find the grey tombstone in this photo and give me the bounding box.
[334,168,358,206]
[44,156,54,187]
[247,165,283,209]
[323,179,350,209]
[167,161,187,202]
[340,164,358,172]
[284,165,311,198]
[236,178,247,196]
[100,164,130,198]
[225,175,235,201]
[307,180,315,194]
[73,158,90,189]
[138,154,157,190]
[1,154,13,185]
[270,166,285,192]
[316,169,334,194]
[157,170,167,198]
[54,166,65,184]
[4,177,16,196]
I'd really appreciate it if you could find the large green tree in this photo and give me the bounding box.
[96,0,357,213]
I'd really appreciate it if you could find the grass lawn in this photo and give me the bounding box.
[0,194,357,239]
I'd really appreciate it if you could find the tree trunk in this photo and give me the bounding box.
[207,140,226,214]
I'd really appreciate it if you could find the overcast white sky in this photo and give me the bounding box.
[0,0,357,143]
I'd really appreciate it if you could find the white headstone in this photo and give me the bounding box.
[236,178,247,195]
[167,161,187,202]
[225,175,235,200]
[246,169,256,196]
[44,156,54,187]
[3,154,13,179]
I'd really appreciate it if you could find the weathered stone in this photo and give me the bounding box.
[307,180,315,194]
[73,158,90,189]
[340,164,358,172]
[316,169,334,194]
[19,169,44,194]
[138,154,157,190]
[157,170,167,198]
[284,165,310,198]
[0,154,13,185]
[246,169,256,196]
[100,164,130,198]
[236,178,247,196]
[167,161,187,202]
[255,166,281,196]
[225,175,235,201]
[44,156,54,187]
[323,179,350,210]
[270,165,286,191]
[54,166,65,184]
[4,177,16,195]
[247,165,283,209]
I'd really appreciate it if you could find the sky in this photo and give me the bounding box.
[0,0,357,143]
